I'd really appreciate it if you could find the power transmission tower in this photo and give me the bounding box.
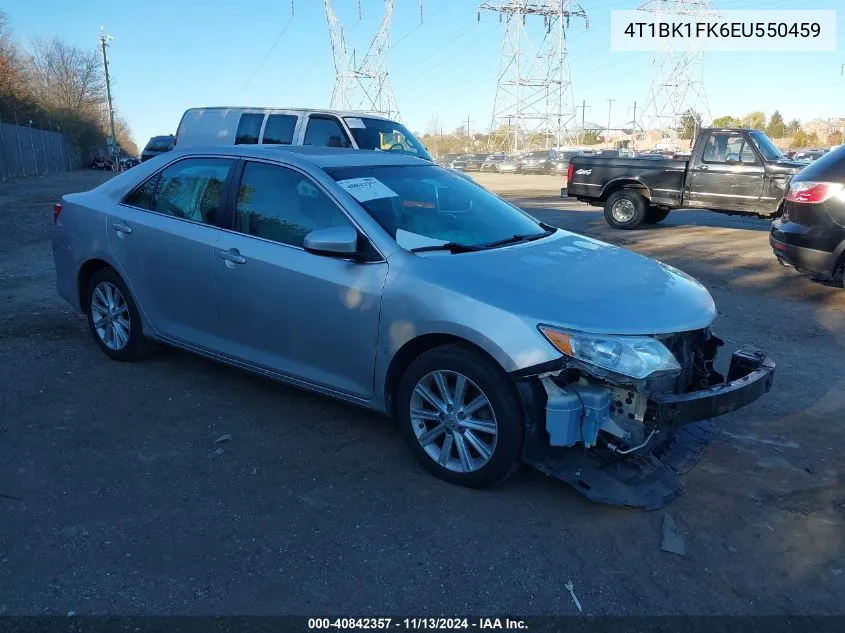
[638,0,714,137]
[324,0,403,119]
[479,1,588,153]
[98,28,118,168]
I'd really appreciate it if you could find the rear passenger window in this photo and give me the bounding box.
[303,116,352,148]
[123,174,160,210]
[235,114,264,145]
[262,115,297,145]
[152,158,233,225]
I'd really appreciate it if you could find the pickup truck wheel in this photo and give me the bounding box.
[604,190,647,229]
[645,207,670,224]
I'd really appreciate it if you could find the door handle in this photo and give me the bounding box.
[217,248,246,265]
[112,222,132,234]
[697,165,709,171]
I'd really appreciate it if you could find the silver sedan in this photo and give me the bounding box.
[52,145,774,504]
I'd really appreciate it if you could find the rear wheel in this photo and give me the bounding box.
[396,344,524,488]
[644,207,670,224]
[85,268,156,362]
[604,189,648,230]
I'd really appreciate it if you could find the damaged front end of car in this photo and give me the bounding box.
[513,326,775,510]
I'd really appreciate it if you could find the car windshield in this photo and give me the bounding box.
[529,151,547,158]
[343,117,432,162]
[748,131,783,160]
[325,164,549,251]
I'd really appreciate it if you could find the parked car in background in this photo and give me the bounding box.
[793,149,828,163]
[176,107,431,161]
[141,135,175,162]
[480,154,507,172]
[770,145,845,287]
[550,150,583,175]
[120,157,140,170]
[498,155,520,174]
[51,144,775,509]
[449,155,473,171]
[436,153,461,167]
[463,154,487,171]
[567,127,807,229]
[88,154,114,171]
[520,150,555,174]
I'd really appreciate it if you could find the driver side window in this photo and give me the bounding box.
[703,134,754,164]
[234,162,353,247]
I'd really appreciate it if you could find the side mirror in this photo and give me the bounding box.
[303,226,359,258]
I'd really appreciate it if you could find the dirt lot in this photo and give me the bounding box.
[1,169,844,616]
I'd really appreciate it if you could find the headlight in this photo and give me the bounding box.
[538,326,681,380]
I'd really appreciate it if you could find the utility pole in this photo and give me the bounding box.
[99,28,118,170]
[606,99,616,148]
[466,115,471,152]
[575,100,590,145]
[629,101,638,149]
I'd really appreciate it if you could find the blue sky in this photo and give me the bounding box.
[7,0,844,148]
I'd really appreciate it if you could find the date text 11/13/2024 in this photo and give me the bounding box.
[307,618,528,630]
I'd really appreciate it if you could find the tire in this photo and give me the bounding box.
[644,207,670,224]
[84,267,156,362]
[396,344,524,488]
[603,189,648,230]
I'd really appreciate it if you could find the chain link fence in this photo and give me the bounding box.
[0,115,83,181]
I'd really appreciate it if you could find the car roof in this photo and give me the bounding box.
[164,145,429,169]
[182,106,397,123]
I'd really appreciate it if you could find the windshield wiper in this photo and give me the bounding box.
[478,225,557,249]
[410,242,483,254]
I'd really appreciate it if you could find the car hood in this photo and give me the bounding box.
[771,159,808,172]
[413,230,716,335]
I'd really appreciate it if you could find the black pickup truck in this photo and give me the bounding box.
[565,128,808,229]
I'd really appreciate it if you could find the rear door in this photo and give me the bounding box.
[107,156,236,349]
[685,132,765,212]
[213,160,387,398]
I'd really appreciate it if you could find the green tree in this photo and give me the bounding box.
[712,115,741,128]
[786,119,801,135]
[766,110,785,140]
[676,109,702,139]
[792,129,821,149]
[742,111,766,131]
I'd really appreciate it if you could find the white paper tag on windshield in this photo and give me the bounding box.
[345,118,366,129]
[395,229,448,251]
[337,177,398,202]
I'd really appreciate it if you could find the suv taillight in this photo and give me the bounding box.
[53,203,63,223]
[567,162,574,182]
[785,181,843,204]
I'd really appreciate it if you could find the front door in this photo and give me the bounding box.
[214,160,387,399]
[107,156,235,350]
[686,132,765,212]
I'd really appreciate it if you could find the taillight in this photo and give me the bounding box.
[567,162,574,182]
[53,203,63,223]
[785,181,844,204]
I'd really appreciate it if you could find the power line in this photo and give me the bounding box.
[243,14,297,89]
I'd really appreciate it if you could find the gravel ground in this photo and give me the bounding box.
[0,169,843,617]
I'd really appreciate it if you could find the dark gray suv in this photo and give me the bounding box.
[141,135,175,162]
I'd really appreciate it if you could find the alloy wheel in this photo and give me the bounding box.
[90,281,131,351]
[409,370,498,473]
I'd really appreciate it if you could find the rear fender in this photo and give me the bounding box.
[600,178,651,202]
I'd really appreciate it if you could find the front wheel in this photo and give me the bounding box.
[604,189,648,230]
[644,207,670,224]
[396,344,524,488]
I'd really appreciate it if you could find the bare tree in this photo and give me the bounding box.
[0,10,27,107]
[26,37,105,116]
